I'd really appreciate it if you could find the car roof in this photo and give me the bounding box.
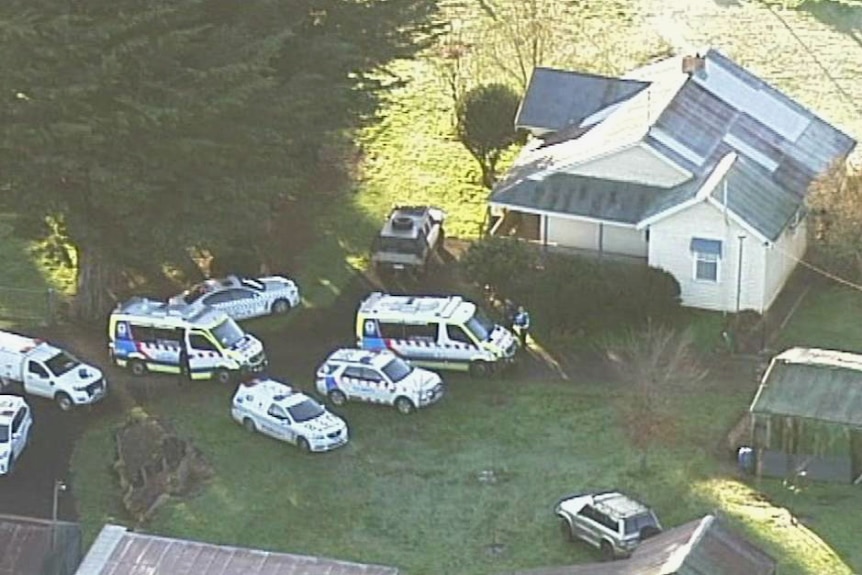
[358,293,476,324]
[234,378,309,408]
[114,297,228,328]
[0,395,28,424]
[324,348,395,370]
[592,491,652,519]
[379,206,437,239]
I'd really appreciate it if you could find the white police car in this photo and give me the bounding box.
[170,274,301,321]
[316,348,444,414]
[0,395,32,475]
[231,378,348,453]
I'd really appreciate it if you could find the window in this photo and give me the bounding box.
[189,333,218,352]
[0,424,8,442]
[27,361,49,378]
[403,322,437,341]
[579,506,617,531]
[446,325,475,345]
[690,238,722,282]
[267,404,288,420]
[11,407,27,434]
[130,325,156,343]
[361,368,383,383]
[343,366,365,380]
[378,322,404,339]
[45,351,81,377]
[205,291,239,305]
[287,399,325,422]
[381,358,413,382]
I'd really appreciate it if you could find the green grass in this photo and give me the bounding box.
[774,284,862,353]
[71,374,856,575]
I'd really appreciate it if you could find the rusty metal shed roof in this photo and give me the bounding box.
[497,515,774,575]
[74,525,400,575]
[750,347,862,427]
[0,514,81,575]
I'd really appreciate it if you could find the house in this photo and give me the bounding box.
[0,514,82,575]
[749,347,862,483]
[499,514,775,575]
[489,50,856,312]
[74,524,400,575]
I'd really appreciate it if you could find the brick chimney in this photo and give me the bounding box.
[682,53,706,75]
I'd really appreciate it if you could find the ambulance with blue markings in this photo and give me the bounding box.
[108,297,266,384]
[355,293,518,377]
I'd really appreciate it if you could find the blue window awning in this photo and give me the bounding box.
[690,238,722,256]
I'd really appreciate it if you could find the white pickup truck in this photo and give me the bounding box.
[0,330,107,411]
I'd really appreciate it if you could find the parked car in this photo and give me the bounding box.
[169,275,300,321]
[370,205,445,275]
[231,377,348,453]
[316,348,444,414]
[555,490,662,560]
[0,395,32,475]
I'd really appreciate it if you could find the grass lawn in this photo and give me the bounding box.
[774,283,862,353]
[71,370,856,575]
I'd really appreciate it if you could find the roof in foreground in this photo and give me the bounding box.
[0,514,80,575]
[497,515,774,575]
[75,525,400,575]
[750,347,862,427]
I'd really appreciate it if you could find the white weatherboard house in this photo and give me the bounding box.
[489,49,856,312]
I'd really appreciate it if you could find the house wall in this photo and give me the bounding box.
[545,217,647,257]
[602,225,648,257]
[762,216,807,311]
[562,144,690,187]
[648,201,770,312]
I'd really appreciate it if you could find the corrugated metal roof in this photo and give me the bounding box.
[496,49,856,239]
[516,68,648,133]
[0,514,80,575]
[498,515,774,575]
[75,525,400,575]
[750,348,862,427]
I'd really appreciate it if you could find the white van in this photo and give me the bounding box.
[0,395,33,475]
[0,330,107,410]
[355,293,518,377]
[108,297,266,383]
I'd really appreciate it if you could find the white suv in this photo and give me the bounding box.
[316,349,444,414]
[0,395,32,475]
[371,206,445,275]
[231,378,348,453]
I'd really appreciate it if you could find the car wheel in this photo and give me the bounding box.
[271,298,291,315]
[600,540,615,561]
[243,418,256,433]
[329,390,347,406]
[394,396,415,415]
[130,360,147,377]
[55,393,73,412]
[297,437,311,453]
[213,369,231,385]
[469,361,491,378]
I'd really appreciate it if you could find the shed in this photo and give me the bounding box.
[749,347,862,483]
[0,514,82,575]
[498,514,775,575]
[74,524,400,575]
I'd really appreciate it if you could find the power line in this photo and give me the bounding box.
[772,240,862,294]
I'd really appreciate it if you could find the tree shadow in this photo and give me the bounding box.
[799,0,862,45]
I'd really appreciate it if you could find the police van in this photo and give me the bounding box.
[0,395,32,476]
[355,293,518,377]
[108,297,266,383]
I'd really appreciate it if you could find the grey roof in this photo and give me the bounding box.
[515,68,648,133]
[0,514,81,575]
[75,525,400,575]
[750,348,862,428]
[495,50,856,240]
[499,515,775,575]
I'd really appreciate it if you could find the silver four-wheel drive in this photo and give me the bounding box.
[370,205,445,276]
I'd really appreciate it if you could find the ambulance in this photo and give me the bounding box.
[0,330,107,411]
[0,395,32,475]
[355,292,518,377]
[108,297,267,383]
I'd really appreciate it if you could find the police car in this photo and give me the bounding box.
[316,348,444,414]
[0,395,32,476]
[170,275,301,321]
[231,378,348,453]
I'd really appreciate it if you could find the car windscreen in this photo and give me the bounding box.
[211,318,245,348]
[45,350,81,377]
[381,357,413,382]
[465,308,496,342]
[373,235,426,256]
[624,513,658,535]
[0,424,8,442]
[287,399,325,422]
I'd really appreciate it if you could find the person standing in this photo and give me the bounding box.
[513,305,531,349]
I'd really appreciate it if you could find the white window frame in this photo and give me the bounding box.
[693,250,720,283]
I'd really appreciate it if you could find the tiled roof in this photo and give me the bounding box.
[75,525,400,575]
[0,514,81,575]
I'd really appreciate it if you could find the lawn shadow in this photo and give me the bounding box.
[799,0,862,45]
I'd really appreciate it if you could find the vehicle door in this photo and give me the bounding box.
[361,367,395,404]
[10,405,30,459]
[23,360,53,397]
[263,403,295,443]
[341,366,368,402]
[443,323,479,368]
[227,287,266,320]
[574,505,605,547]
[402,322,439,366]
[186,331,221,378]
